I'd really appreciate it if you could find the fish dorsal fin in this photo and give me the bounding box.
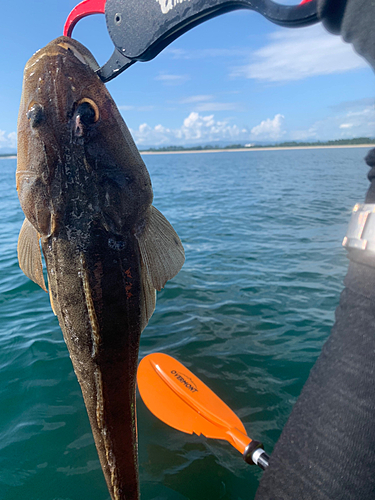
[140,256,157,332]
[17,218,47,292]
[135,206,185,292]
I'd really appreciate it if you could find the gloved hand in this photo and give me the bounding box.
[256,3,375,498]
[319,0,375,71]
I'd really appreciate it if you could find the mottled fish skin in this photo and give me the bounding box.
[16,37,184,500]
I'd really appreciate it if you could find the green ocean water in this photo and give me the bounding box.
[0,148,370,500]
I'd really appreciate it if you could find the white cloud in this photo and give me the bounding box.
[347,107,374,118]
[178,95,241,112]
[130,111,247,145]
[195,102,240,112]
[339,123,354,129]
[127,100,375,148]
[129,111,289,146]
[118,105,134,111]
[290,103,375,141]
[166,48,188,59]
[179,95,214,104]
[330,97,375,113]
[7,132,17,148]
[251,114,285,140]
[290,127,318,142]
[231,24,367,83]
[0,130,16,150]
[155,73,189,85]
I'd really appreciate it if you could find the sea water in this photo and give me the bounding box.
[0,148,370,500]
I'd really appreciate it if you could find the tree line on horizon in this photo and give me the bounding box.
[140,137,375,152]
[1,137,375,157]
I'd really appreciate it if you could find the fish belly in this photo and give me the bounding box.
[42,231,142,500]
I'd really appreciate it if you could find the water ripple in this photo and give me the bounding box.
[0,150,370,499]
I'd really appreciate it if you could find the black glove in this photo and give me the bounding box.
[319,0,375,71]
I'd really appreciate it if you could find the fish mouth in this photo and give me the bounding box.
[24,36,100,77]
[55,39,100,72]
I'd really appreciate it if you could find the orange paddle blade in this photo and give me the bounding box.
[137,353,251,454]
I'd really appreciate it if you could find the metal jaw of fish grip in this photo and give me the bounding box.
[64,0,136,79]
[64,0,319,82]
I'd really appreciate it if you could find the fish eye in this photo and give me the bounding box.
[76,98,100,125]
[26,103,45,128]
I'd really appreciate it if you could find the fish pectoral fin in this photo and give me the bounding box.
[135,206,185,291]
[17,218,47,292]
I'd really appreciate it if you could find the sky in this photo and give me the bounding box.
[0,0,375,150]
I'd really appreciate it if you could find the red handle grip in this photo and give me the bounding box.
[63,0,106,37]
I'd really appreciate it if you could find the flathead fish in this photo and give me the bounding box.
[16,36,184,500]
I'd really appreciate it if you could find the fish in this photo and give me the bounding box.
[16,36,184,500]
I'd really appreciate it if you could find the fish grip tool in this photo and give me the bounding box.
[64,0,318,82]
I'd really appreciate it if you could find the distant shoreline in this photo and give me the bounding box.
[1,144,374,160]
[140,144,375,155]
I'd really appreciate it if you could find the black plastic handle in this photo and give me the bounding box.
[98,0,318,81]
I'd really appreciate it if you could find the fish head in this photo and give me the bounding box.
[17,37,152,239]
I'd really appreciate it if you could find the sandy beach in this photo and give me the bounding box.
[140,144,375,155]
[1,145,374,159]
